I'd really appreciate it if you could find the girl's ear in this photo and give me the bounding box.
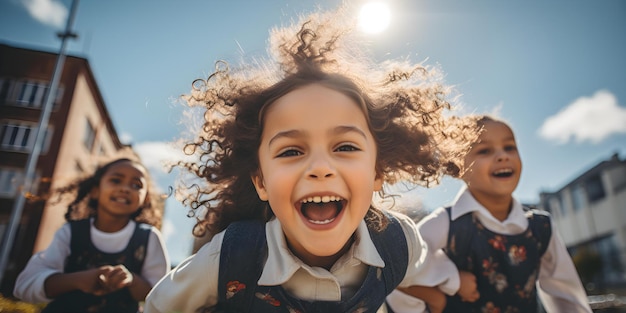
[373,173,383,192]
[251,173,269,201]
[141,192,151,210]
[88,187,100,210]
[90,187,99,200]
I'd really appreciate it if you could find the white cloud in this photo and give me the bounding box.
[538,90,626,144]
[20,0,68,28]
[133,141,192,174]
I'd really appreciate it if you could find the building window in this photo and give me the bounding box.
[596,236,625,284]
[17,82,45,107]
[84,119,96,152]
[0,121,52,153]
[2,79,63,109]
[586,175,606,203]
[0,168,23,198]
[575,236,626,285]
[571,184,586,212]
[0,78,12,103]
[612,167,626,193]
[548,195,565,218]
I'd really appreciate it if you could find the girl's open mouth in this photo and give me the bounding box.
[492,168,513,178]
[299,196,345,225]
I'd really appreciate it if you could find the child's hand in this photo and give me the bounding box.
[97,264,134,291]
[396,285,446,313]
[457,271,479,302]
[73,268,112,296]
[424,289,445,313]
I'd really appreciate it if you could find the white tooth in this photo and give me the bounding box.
[302,196,344,203]
[309,218,335,225]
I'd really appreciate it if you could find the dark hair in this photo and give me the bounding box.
[474,114,515,141]
[53,157,163,228]
[476,114,512,127]
[175,8,478,237]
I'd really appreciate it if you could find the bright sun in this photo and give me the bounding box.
[358,2,391,34]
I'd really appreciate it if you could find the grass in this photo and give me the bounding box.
[0,294,44,313]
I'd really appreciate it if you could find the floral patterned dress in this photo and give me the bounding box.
[443,207,552,313]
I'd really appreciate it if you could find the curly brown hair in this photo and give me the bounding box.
[175,7,478,238]
[52,157,163,228]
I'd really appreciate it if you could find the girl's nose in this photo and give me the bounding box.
[307,152,335,179]
[496,150,510,162]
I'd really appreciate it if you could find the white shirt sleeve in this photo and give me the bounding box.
[537,223,592,313]
[386,210,460,313]
[386,209,460,313]
[386,289,428,313]
[144,230,224,313]
[13,223,72,303]
[141,227,171,286]
[414,207,460,295]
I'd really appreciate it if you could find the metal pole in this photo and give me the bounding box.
[0,0,80,285]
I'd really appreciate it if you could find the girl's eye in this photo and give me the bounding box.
[476,148,491,155]
[504,145,517,152]
[277,149,302,158]
[109,178,122,184]
[336,144,360,152]
[131,183,143,190]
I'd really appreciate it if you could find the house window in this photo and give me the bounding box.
[0,121,52,153]
[17,82,46,107]
[571,184,586,212]
[84,119,96,152]
[595,236,625,284]
[586,175,606,203]
[0,78,12,103]
[0,168,23,198]
[548,195,565,218]
[7,79,63,108]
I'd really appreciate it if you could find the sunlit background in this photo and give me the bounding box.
[358,2,391,34]
[1,0,625,266]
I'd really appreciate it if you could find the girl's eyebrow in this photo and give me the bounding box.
[268,129,300,146]
[108,172,146,181]
[267,125,367,146]
[333,125,367,139]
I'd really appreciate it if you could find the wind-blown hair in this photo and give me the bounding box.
[475,115,513,135]
[52,157,163,228]
[175,7,478,237]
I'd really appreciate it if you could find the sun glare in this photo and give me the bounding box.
[358,2,391,34]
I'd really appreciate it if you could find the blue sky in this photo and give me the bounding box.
[2,0,625,265]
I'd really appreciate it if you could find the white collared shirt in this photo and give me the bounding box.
[388,186,592,313]
[144,210,459,313]
[13,219,170,303]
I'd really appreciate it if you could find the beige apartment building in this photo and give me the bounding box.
[0,43,154,295]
